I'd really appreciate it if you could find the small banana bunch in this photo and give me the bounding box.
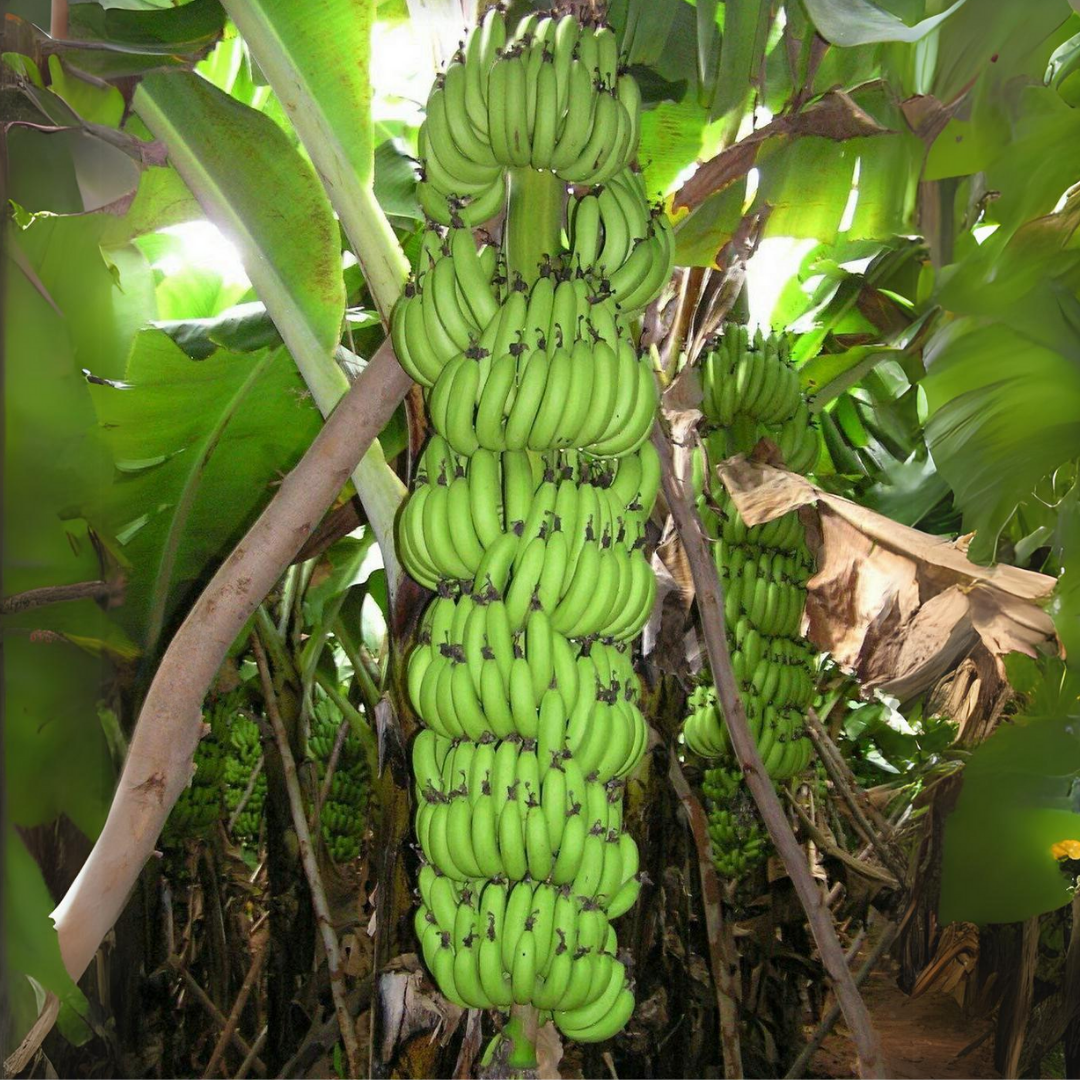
[310,697,371,864]
[566,170,675,309]
[682,329,822,878]
[399,8,667,1044]
[224,712,266,844]
[417,10,641,225]
[702,767,769,879]
[164,695,236,842]
[399,443,657,630]
[700,328,819,472]
[414,874,635,1042]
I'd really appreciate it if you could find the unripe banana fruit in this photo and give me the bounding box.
[682,329,822,880]
[396,8,668,1046]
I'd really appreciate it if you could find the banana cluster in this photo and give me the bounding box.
[310,697,371,864]
[417,11,642,225]
[165,702,227,842]
[566,170,674,309]
[224,712,266,844]
[392,229,664,448]
[399,9,665,1044]
[699,328,818,474]
[414,875,634,1042]
[683,329,821,878]
[702,766,768,879]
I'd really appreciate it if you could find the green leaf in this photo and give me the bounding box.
[1049,485,1080,662]
[673,178,747,267]
[46,55,124,127]
[941,658,1080,925]
[134,71,346,411]
[66,0,225,54]
[155,300,282,360]
[90,331,324,653]
[711,0,772,138]
[219,0,409,322]
[923,318,1080,561]
[803,0,967,47]
[800,345,901,409]
[5,829,91,1027]
[305,533,376,627]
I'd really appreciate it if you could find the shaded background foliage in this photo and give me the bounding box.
[3,0,1080,1076]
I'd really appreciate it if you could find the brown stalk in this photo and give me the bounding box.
[252,634,362,1078]
[167,956,266,1076]
[202,935,269,1079]
[652,421,888,1079]
[668,750,744,1078]
[50,338,411,987]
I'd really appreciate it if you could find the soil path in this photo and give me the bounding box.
[810,959,999,1079]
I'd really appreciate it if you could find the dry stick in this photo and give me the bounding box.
[236,1027,268,1080]
[202,936,268,1079]
[668,749,744,1079]
[1,579,115,614]
[2,992,59,1075]
[783,922,899,1080]
[226,755,265,835]
[167,956,266,1076]
[806,710,895,840]
[252,634,362,1079]
[311,718,351,832]
[653,422,888,1080]
[51,339,411,985]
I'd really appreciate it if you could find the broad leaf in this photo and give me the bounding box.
[134,68,407,597]
[803,0,967,47]
[923,318,1080,561]
[135,71,347,410]
[56,0,226,79]
[219,0,409,320]
[90,330,323,654]
[941,657,1080,925]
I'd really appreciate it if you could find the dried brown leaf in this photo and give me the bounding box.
[715,457,1058,697]
[673,91,892,212]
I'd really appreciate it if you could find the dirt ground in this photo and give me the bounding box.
[810,960,999,1080]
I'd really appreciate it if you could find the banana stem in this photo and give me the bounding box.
[505,168,564,286]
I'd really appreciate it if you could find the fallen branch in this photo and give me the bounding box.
[668,749,744,1079]
[235,1027,268,1080]
[806,709,897,842]
[253,633,362,1078]
[51,338,411,986]
[783,922,899,1080]
[202,935,268,1079]
[167,956,266,1076]
[1,579,118,614]
[653,421,888,1079]
[2,992,59,1076]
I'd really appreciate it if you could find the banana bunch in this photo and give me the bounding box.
[393,244,659,447]
[414,875,635,1041]
[702,767,769,879]
[699,328,819,472]
[224,712,266,844]
[398,446,657,628]
[164,694,242,842]
[398,9,667,1044]
[416,10,640,227]
[681,328,824,878]
[165,736,225,841]
[566,167,675,308]
[310,697,371,864]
